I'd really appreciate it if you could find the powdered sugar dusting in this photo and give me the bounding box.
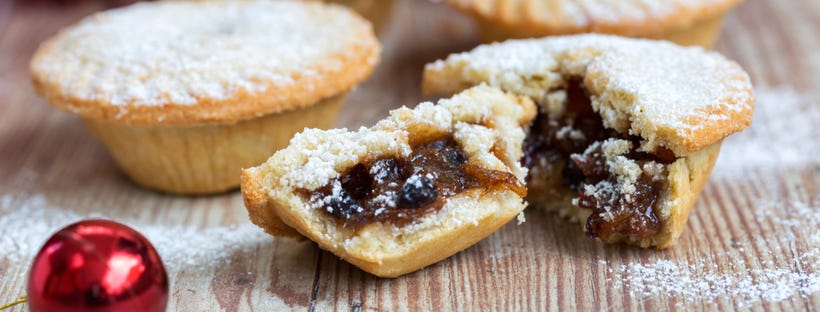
[0,193,271,276]
[31,1,374,107]
[424,34,754,156]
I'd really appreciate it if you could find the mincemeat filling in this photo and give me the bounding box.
[306,135,525,228]
[523,79,674,241]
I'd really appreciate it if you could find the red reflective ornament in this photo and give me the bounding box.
[27,219,168,312]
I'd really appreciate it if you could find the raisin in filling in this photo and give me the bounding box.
[522,79,674,242]
[306,136,525,228]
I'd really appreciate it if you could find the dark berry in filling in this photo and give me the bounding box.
[306,135,525,228]
[397,175,439,208]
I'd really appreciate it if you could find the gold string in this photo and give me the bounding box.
[0,296,26,310]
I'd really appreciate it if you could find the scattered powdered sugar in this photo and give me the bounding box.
[714,87,820,174]
[0,193,271,276]
[145,224,270,274]
[618,190,816,303]
[606,191,819,307]
[755,198,820,230]
[609,255,818,307]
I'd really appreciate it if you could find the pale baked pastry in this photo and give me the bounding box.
[423,34,754,248]
[445,0,745,48]
[241,86,536,277]
[30,1,379,194]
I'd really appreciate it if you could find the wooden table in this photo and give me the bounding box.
[1,0,818,311]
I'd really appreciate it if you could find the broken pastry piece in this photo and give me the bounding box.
[241,86,536,277]
[423,34,754,248]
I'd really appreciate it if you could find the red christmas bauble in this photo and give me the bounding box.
[27,219,168,312]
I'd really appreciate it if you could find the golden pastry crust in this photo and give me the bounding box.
[423,34,754,156]
[241,86,536,277]
[446,0,743,42]
[423,35,753,248]
[653,141,721,248]
[30,1,379,126]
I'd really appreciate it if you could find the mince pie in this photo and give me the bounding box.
[30,1,379,194]
[423,34,754,248]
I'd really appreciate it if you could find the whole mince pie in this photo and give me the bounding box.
[29,1,380,194]
[241,86,536,277]
[423,34,755,248]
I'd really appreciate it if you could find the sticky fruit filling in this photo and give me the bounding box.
[522,79,675,241]
[305,135,526,228]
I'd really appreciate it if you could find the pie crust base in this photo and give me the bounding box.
[86,94,346,195]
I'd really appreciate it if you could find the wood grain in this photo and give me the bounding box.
[0,0,818,311]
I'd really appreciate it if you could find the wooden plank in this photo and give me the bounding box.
[0,0,817,311]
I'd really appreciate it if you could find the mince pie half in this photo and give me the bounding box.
[241,86,536,277]
[423,34,754,248]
